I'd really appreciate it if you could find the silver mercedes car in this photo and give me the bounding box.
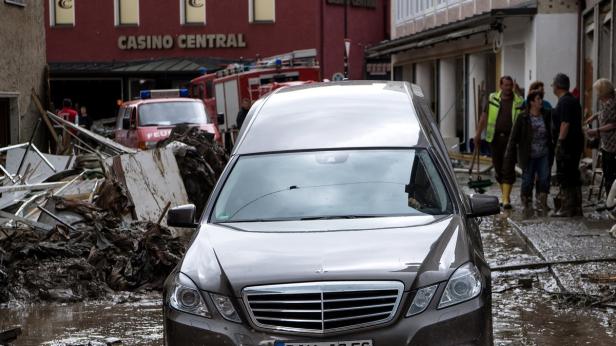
[163,81,498,345]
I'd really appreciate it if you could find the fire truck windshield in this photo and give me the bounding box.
[138,101,209,127]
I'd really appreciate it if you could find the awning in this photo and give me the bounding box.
[49,57,241,76]
[366,7,537,58]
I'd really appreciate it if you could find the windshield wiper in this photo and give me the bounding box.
[300,215,380,220]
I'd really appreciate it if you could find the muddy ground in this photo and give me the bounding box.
[1,176,615,345]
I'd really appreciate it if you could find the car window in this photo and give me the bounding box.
[212,149,453,223]
[138,101,208,127]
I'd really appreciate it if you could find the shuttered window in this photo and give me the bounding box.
[50,0,75,26]
[251,0,275,23]
[116,0,139,26]
[182,0,206,24]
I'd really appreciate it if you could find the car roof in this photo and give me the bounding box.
[233,81,430,155]
[121,98,201,106]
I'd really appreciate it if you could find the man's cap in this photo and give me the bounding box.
[553,73,570,91]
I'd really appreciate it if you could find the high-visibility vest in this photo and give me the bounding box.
[485,91,523,142]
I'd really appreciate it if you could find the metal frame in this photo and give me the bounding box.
[242,281,405,335]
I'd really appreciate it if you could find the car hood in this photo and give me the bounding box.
[180,215,471,297]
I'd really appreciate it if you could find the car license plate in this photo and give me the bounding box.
[276,341,373,346]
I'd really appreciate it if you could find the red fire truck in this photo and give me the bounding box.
[189,49,320,134]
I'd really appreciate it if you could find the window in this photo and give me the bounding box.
[49,0,75,26]
[181,0,206,25]
[250,0,275,23]
[115,0,139,26]
[212,149,453,223]
[138,101,208,127]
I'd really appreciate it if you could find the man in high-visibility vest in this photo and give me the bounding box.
[474,76,524,209]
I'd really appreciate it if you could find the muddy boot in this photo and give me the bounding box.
[553,189,563,214]
[554,188,575,217]
[538,192,549,216]
[571,186,583,217]
[521,193,533,219]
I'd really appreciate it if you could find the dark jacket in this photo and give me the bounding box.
[505,108,553,170]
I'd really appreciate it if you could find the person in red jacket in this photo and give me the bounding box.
[57,98,78,124]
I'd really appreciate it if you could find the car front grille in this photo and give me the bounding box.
[242,281,404,334]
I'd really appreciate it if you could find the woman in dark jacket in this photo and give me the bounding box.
[505,90,554,215]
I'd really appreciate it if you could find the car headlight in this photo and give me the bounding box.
[210,293,241,323]
[438,263,482,309]
[406,284,438,317]
[168,272,211,318]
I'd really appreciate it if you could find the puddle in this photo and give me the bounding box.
[0,297,162,345]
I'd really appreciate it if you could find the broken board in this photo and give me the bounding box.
[107,148,188,225]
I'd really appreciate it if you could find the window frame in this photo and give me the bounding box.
[180,0,207,25]
[114,0,140,27]
[249,0,275,24]
[49,0,76,27]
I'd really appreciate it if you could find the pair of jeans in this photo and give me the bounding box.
[490,132,516,184]
[522,155,550,195]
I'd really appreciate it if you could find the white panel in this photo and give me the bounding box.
[224,79,240,128]
[215,82,226,129]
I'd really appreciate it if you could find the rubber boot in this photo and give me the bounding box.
[538,192,549,216]
[521,193,533,219]
[572,186,583,217]
[553,189,563,214]
[554,187,575,217]
[502,183,513,209]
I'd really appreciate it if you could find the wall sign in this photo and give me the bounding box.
[118,34,247,50]
[4,0,26,6]
[327,0,377,9]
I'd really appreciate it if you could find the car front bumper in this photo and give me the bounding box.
[164,293,492,346]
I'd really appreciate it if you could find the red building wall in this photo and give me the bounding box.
[45,0,387,79]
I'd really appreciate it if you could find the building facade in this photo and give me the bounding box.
[0,0,47,147]
[580,0,614,117]
[368,0,579,151]
[45,0,389,120]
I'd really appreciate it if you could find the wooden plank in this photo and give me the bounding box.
[47,111,137,155]
[31,88,60,150]
[107,148,188,225]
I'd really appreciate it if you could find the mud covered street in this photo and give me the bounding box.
[0,175,614,345]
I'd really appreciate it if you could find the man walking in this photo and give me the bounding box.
[552,73,584,217]
[474,76,524,209]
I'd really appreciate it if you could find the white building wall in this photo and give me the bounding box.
[415,62,434,112]
[468,53,487,139]
[439,58,457,145]
[534,13,578,106]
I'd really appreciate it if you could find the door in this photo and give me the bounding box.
[0,98,10,147]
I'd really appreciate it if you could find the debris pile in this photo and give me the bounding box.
[0,110,228,304]
[160,125,229,215]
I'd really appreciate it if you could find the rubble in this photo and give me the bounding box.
[159,125,229,215]
[0,112,229,305]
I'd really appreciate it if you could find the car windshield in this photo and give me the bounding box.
[139,101,208,126]
[212,149,453,223]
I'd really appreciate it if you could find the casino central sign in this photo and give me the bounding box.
[118,33,247,50]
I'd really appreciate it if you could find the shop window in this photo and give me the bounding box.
[250,0,275,23]
[181,0,206,25]
[50,0,75,27]
[115,0,139,26]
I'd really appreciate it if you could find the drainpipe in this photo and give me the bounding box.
[321,0,325,80]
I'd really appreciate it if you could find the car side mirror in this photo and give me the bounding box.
[122,118,131,130]
[167,204,198,228]
[217,112,225,125]
[468,194,500,217]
